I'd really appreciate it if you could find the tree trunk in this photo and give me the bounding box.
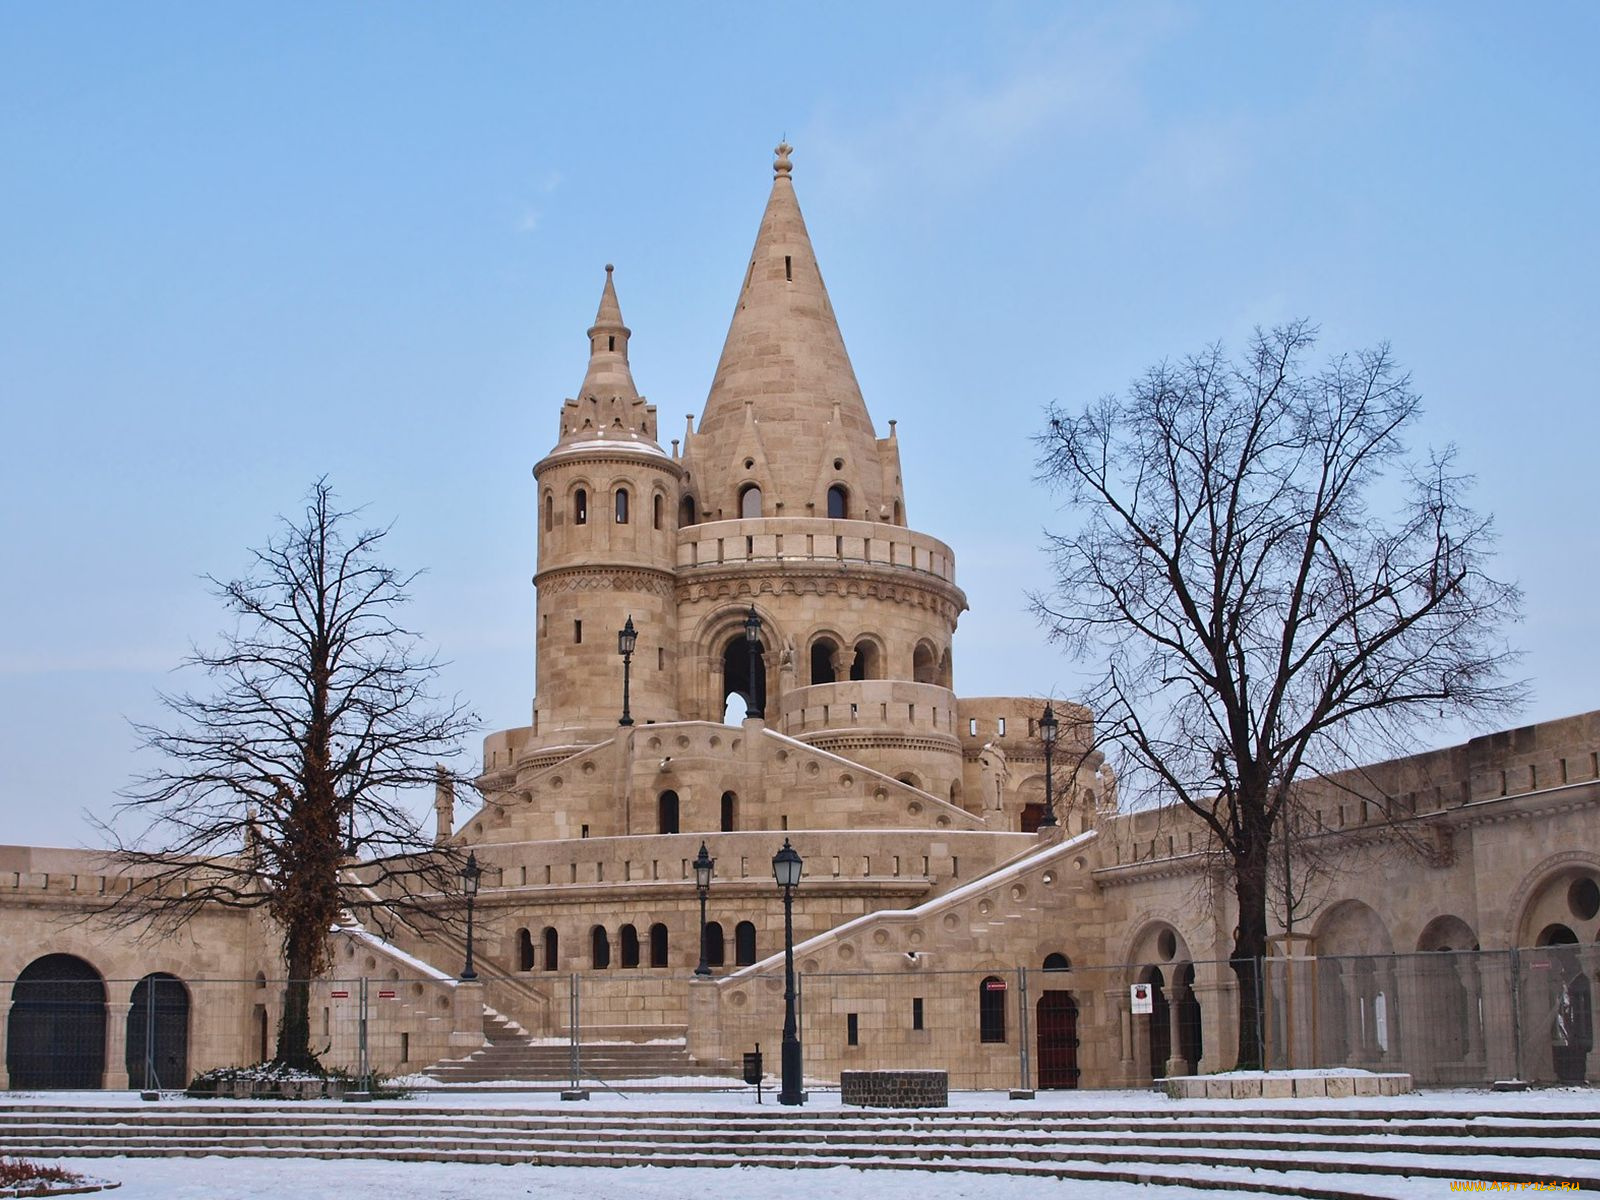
[275,926,321,1071]
[1230,816,1272,1070]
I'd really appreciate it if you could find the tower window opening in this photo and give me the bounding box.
[543,493,553,532]
[653,494,663,530]
[574,620,582,644]
[739,484,762,519]
[615,488,630,524]
[608,335,615,351]
[785,255,792,281]
[658,791,680,835]
[649,923,669,968]
[827,484,848,520]
[680,495,697,527]
[574,488,588,525]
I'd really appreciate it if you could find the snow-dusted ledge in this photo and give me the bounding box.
[1166,1068,1413,1100]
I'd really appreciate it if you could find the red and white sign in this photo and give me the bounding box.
[378,989,396,999]
[330,990,350,999]
[1130,983,1153,1015]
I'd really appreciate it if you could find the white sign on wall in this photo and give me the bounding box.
[1130,983,1153,1015]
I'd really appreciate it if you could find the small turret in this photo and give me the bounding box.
[557,265,658,448]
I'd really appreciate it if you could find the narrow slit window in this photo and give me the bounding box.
[846,1013,859,1046]
[574,620,583,644]
[574,488,588,525]
[785,255,793,281]
[615,488,630,524]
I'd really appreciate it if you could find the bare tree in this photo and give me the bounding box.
[1033,322,1522,1069]
[104,480,477,1070]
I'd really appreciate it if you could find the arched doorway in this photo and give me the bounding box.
[7,954,107,1089]
[126,972,190,1090]
[1144,966,1170,1079]
[722,635,766,718]
[1036,955,1079,1088]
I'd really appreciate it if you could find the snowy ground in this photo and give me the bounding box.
[4,1087,1595,1198]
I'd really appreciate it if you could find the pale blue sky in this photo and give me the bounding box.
[2,3,1596,845]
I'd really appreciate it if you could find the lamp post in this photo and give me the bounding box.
[617,616,638,727]
[772,838,804,1105]
[693,841,715,977]
[1039,702,1059,828]
[459,850,482,980]
[743,605,764,719]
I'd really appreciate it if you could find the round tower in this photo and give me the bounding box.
[673,145,968,800]
[532,266,682,745]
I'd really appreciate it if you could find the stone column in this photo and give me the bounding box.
[1190,960,1236,1075]
[1164,977,1189,1077]
[1106,986,1134,1086]
[105,1000,131,1090]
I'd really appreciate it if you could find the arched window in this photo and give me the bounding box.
[653,493,664,531]
[649,923,669,968]
[979,975,1007,1043]
[542,927,559,971]
[720,791,737,832]
[620,924,641,969]
[516,928,535,972]
[735,921,758,966]
[680,495,697,527]
[912,642,938,684]
[543,493,553,532]
[827,484,849,519]
[739,484,762,519]
[615,487,630,524]
[722,634,765,718]
[574,488,588,525]
[658,790,679,835]
[591,925,611,969]
[893,498,902,525]
[810,638,838,685]
[705,921,726,967]
[851,639,879,681]
[1043,953,1071,972]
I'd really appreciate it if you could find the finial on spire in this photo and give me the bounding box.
[774,141,793,178]
[605,263,614,274]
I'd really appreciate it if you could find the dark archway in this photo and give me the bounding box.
[516,929,535,972]
[126,972,189,1090]
[542,927,559,971]
[1036,989,1080,1089]
[1145,966,1170,1079]
[591,925,611,970]
[620,924,641,969]
[810,638,838,685]
[827,484,849,519]
[658,791,680,835]
[720,791,738,832]
[705,921,726,967]
[722,635,766,718]
[7,954,107,1089]
[649,923,669,968]
[735,921,757,966]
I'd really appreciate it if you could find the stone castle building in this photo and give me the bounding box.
[3,145,1597,1093]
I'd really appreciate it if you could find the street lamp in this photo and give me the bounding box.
[743,605,764,719]
[459,850,482,980]
[693,841,715,977]
[772,838,804,1105]
[1039,702,1059,828]
[617,616,638,727]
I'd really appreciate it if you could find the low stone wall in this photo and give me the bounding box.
[841,1069,948,1107]
[1166,1071,1413,1100]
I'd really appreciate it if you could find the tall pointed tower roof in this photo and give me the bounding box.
[554,265,661,453]
[689,143,886,518]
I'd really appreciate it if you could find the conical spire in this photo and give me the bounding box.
[556,265,659,449]
[691,143,886,519]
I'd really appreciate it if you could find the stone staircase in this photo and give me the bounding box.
[423,1009,723,1083]
[2,1101,1596,1197]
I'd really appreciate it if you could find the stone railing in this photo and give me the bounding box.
[778,680,961,740]
[676,518,957,585]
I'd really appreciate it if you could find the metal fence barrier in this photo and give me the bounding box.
[1,945,1594,1091]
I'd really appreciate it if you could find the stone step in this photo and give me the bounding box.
[4,1134,1590,1198]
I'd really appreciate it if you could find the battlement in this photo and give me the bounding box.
[676,518,958,587]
